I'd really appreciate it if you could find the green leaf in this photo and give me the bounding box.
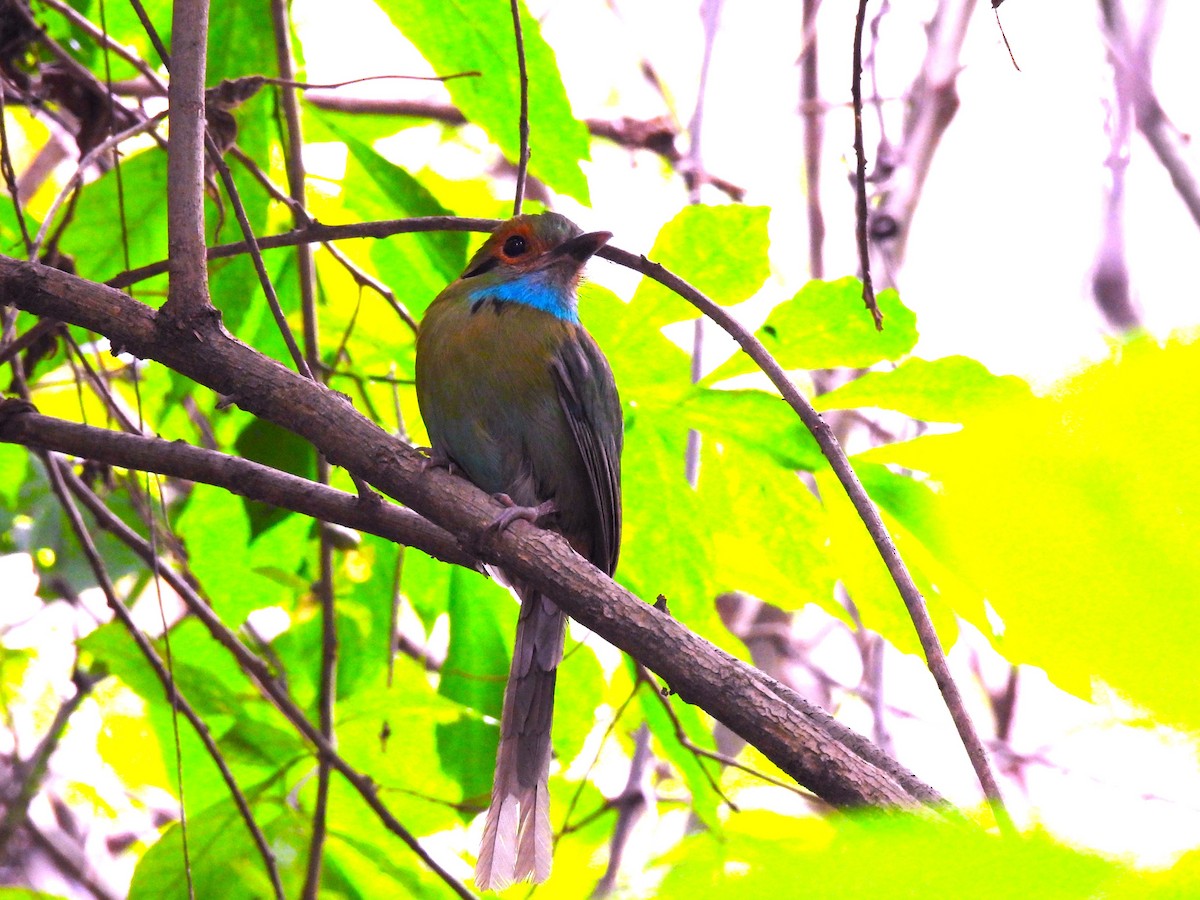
[60,150,169,283]
[401,549,455,630]
[439,567,514,719]
[710,277,918,382]
[814,463,958,656]
[631,204,773,330]
[860,334,1200,726]
[313,114,468,323]
[680,387,824,471]
[582,284,689,393]
[233,418,316,537]
[379,0,591,203]
[335,658,464,832]
[339,534,404,695]
[815,355,1034,423]
[174,484,297,623]
[436,566,516,806]
[659,812,1118,899]
[11,459,143,599]
[618,398,720,630]
[81,619,305,826]
[325,822,435,896]
[0,444,28,509]
[551,640,607,769]
[699,443,837,614]
[128,796,302,899]
[436,567,514,809]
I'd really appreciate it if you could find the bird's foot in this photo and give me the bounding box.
[421,446,456,475]
[488,494,557,533]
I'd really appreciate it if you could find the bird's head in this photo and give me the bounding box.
[456,212,612,323]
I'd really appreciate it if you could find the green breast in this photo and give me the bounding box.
[415,295,590,514]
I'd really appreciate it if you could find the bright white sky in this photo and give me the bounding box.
[296,0,1200,390]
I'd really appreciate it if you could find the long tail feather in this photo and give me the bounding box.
[475,589,564,891]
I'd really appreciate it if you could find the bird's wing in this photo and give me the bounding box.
[549,329,623,576]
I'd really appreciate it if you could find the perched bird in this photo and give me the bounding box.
[414,212,623,890]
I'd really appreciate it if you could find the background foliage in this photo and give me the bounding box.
[1,0,1199,897]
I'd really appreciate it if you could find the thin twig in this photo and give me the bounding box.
[600,244,1009,830]
[591,724,653,897]
[800,0,825,279]
[58,465,285,897]
[227,146,420,333]
[1098,0,1200,230]
[558,681,640,842]
[127,0,171,67]
[39,454,197,898]
[650,670,818,804]
[60,330,140,435]
[0,668,95,855]
[268,7,337,887]
[107,216,499,289]
[508,0,530,215]
[206,136,314,378]
[0,93,35,254]
[640,668,738,810]
[852,0,882,329]
[50,464,476,898]
[38,0,169,92]
[27,822,120,900]
[0,318,63,369]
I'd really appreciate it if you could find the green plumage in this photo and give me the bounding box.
[414,212,622,889]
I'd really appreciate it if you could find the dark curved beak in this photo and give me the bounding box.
[553,230,612,263]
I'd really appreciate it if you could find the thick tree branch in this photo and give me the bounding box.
[163,0,211,319]
[0,409,476,570]
[1,253,939,811]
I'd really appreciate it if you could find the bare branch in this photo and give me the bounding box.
[851,0,882,329]
[800,0,826,279]
[162,0,212,320]
[1099,0,1200,231]
[0,408,477,570]
[600,244,1006,827]
[508,0,530,215]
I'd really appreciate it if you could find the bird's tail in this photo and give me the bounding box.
[474,588,565,891]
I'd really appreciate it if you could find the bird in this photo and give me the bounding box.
[414,211,623,890]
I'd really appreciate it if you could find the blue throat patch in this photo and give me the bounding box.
[467,272,579,324]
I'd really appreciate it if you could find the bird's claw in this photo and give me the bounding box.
[488,494,557,533]
[422,446,456,474]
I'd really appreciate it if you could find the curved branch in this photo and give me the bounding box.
[600,245,1011,832]
[1,253,940,812]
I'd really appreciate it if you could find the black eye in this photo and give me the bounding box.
[503,235,528,257]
